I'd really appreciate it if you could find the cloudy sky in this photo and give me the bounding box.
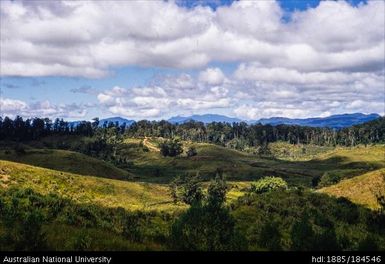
[0,0,384,121]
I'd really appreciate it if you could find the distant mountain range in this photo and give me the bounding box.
[168,113,380,128]
[69,113,381,129]
[69,117,135,127]
[254,113,381,129]
[99,117,135,126]
[168,114,242,124]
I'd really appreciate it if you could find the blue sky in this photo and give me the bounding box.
[0,0,383,121]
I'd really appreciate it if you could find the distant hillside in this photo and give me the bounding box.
[168,114,242,124]
[166,113,380,127]
[0,148,131,180]
[70,117,135,127]
[68,113,381,128]
[255,113,380,128]
[320,169,385,209]
[99,117,135,126]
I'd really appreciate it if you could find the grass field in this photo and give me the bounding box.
[0,148,131,180]
[0,160,184,212]
[0,137,384,251]
[319,169,385,209]
[0,138,384,210]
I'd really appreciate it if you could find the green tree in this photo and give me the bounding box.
[258,221,282,251]
[169,173,204,205]
[251,177,288,194]
[290,213,315,251]
[170,176,246,251]
[160,139,183,157]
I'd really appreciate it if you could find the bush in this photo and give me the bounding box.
[170,204,245,251]
[169,174,204,205]
[251,177,288,194]
[290,213,316,251]
[160,139,183,157]
[319,172,341,187]
[122,213,143,242]
[258,221,282,250]
[72,230,92,251]
[170,175,247,251]
[186,146,197,157]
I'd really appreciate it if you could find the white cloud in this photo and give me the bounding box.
[1,0,383,77]
[0,97,88,119]
[96,71,233,119]
[1,0,384,120]
[0,98,28,112]
[198,67,226,85]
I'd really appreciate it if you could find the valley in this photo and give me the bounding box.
[0,116,384,251]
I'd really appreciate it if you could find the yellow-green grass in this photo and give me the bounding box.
[226,181,253,202]
[317,144,385,164]
[0,148,131,180]
[319,169,385,209]
[126,139,385,187]
[269,141,335,161]
[0,160,185,212]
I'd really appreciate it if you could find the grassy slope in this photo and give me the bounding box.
[0,160,184,212]
[124,139,385,187]
[319,169,385,209]
[0,148,131,180]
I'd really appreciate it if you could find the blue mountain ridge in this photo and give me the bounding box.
[255,113,381,129]
[69,117,135,127]
[168,114,242,124]
[168,113,380,128]
[68,113,381,129]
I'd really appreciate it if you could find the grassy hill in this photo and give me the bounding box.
[319,169,385,209]
[0,138,384,251]
[0,148,131,180]
[122,139,385,188]
[0,160,184,212]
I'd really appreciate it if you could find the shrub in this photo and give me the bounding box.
[319,172,341,187]
[258,221,282,250]
[170,175,247,251]
[160,139,183,157]
[72,230,92,251]
[290,213,316,251]
[122,214,143,242]
[251,177,288,194]
[186,146,197,157]
[170,204,245,251]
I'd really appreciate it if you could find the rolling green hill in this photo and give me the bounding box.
[0,160,184,212]
[319,169,385,209]
[122,139,385,188]
[0,148,131,180]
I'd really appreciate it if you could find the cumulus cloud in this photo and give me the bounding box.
[198,67,226,85]
[1,0,383,77]
[0,97,88,119]
[1,0,384,120]
[96,70,234,119]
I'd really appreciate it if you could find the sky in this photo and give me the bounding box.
[0,0,384,121]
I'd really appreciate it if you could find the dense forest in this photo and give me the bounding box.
[1,115,384,149]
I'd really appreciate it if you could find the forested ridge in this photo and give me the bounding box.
[1,116,384,149]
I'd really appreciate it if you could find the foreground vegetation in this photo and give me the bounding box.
[0,115,384,251]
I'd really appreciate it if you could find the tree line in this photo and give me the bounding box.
[0,116,384,149]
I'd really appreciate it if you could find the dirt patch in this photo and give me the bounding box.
[0,174,10,188]
[143,137,160,152]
